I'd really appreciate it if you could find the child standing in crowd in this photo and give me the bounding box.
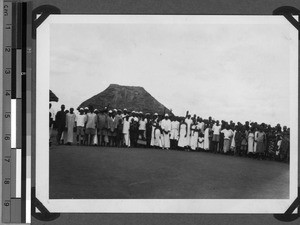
[198,132,205,150]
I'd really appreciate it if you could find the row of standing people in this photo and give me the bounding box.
[147,113,289,163]
[50,104,289,162]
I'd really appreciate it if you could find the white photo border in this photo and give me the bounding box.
[36,15,298,213]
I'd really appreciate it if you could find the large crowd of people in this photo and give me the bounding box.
[49,103,290,163]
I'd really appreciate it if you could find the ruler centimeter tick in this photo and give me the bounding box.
[2,1,28,223]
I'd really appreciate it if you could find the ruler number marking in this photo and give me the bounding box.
[3,4,9,16]
[4,46,11,52]
[4,112,10,118]
[5,68,11,75]
[4,157,10,163]
[5,90,11,96]
[3,178,10,185]
[3,200,10,207]
[4,134,11,141]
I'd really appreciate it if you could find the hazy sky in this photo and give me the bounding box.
[50,18,293,126]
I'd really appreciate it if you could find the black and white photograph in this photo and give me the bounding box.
[36,15,298,213]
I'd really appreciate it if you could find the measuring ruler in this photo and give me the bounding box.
[2,1,30,223]
[3,1,13,222]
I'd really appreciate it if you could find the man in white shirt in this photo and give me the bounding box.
[161,114,172,149]
[139,116,147,139]
[85,106,97,146]
[221,124,233,154]
[75,108,87,145]
[212,120,222,153]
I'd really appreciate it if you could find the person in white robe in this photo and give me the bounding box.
[178,118,188,149]
[184,114,193,147]
[150,113,158,147]
[65,108,76,145]
[247,128,255,154]
[204,125,211,151]
[122,115,130,147]
[161,114,172,149]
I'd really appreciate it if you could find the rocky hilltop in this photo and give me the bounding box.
[78,84,172,115]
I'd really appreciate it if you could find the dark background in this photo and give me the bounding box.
[30,0,299,224]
